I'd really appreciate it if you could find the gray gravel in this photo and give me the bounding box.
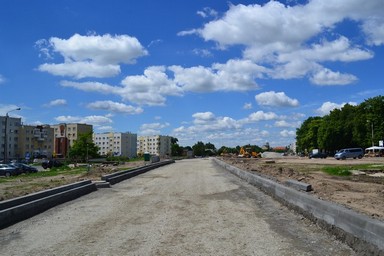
[0,158,355,255]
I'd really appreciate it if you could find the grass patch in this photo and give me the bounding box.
[323,163,384,176]
[323,166,352,176]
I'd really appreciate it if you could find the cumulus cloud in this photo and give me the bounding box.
[185,0,382,86]
[316,101,357,116]
[246,111,279,122]
[170,59,265,92]
[59,61,265,106]
[87,100,143,114]
[120,66,182,106]
[310,68,358,85]
[60,80,118,94]
[139,122,170,135]
[280,129,296,137]
[45,99,67,107]
[37,33,148,79]
[255,91,299,107]
[39,62,121,79]
[55,115,112,126]
[172,110,299,147]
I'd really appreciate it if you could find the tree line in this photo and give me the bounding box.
[296,95,384,154]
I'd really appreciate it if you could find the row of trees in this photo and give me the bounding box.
[296,96,384,154]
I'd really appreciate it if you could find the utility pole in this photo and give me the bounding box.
[4,108,21,163]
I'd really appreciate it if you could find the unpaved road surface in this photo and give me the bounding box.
[0,158,355,255]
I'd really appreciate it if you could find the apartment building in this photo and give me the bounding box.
[137,135,172,157]
[93,132,137,158]
[1,116,22,161]
[51,123,93,158]
[18,125,54,159]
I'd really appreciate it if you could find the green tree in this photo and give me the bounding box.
[192,141,205,156]
[170,137,184,157]
[298,95,384,153]
[296,116,323,153]
[68,132,100,162]
[359,96,384,147]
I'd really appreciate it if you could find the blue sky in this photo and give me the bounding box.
[1,0,384,148]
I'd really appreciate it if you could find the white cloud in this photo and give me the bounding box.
[243,103,252,109]
[37,33,148,79]
[120,66,183,106]
[280,129,296,137]
[0,74,5,84]
[255,91,299,107]
[246,111,279,122]
[170,59,265,92]
[192,48,213,57]
[362,17,384,46]
[190,0,382,85]
[192,112,216,122]
[316,101,357,116]
[55,115,112,126]
[38,62,121,79]
[139,122,170,135]
[60,80,118,94]
[310,68,358,85]
[45,99,67,107]
[171,110,300,147]
[197,7,218,19]
[87,100,143,114]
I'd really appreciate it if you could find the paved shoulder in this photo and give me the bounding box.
[0,158,354,255]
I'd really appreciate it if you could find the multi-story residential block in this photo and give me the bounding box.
[18,125,54,160]
[137,135,172,157]
[1,116,22,161]
[51,123,93,158]
[93,132,137,158]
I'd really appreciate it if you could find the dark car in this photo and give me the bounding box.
[42,160,64,169]
[9,163,38,174]
[308,152,328,159]
[0,164,19,177]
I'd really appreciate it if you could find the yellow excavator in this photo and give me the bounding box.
[239,147,260,158]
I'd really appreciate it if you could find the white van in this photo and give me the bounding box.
[334,148,364,160]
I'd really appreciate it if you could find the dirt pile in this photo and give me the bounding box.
[220,156,384,220]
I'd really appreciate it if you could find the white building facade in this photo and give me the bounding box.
[137,135,172,157]
[93,132,137,158]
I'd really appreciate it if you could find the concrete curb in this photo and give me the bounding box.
[101,160,175,185]
[0,180,96,229]
[213,158,384,255]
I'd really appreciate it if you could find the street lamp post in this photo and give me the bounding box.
[4,108,21,163]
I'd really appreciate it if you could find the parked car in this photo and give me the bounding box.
[9,163,38,174]
[0,164,19,177]
[308,152,328,159]
[334,148,364,160]
[42,160,64,169]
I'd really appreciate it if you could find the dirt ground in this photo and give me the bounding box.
[219,156,384,221]
[0,161,145,201]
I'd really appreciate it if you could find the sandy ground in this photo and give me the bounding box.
[220,156,384,221]
[0,159,355,255]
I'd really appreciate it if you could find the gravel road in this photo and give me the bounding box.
[0,158,355,255]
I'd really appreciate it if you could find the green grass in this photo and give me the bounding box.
[0,165,86,183]
[322,163,384,176]
[322,166,352,176]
